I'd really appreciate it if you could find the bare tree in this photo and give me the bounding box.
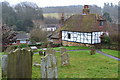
[30,28,47,43]
[2,25,17,51]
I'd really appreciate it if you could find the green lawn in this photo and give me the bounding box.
[32,50,118,78]
[52,46,90,51]
[0,47,119,78]
[0,52,7,55]
[101,49,119,58]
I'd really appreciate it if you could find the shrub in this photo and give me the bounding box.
[19,44,28,48]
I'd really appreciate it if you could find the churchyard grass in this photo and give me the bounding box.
[32,54,41,78]
[32,50,118,78]
[52,46,91,51]
[101,49,119,58]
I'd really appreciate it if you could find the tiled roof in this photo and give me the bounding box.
[51,13,107,39]
[61,14,106,32]
[16,33,30,40]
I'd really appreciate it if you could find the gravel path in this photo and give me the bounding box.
[96,50,120,61]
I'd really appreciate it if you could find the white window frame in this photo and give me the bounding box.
[20,40,26,43]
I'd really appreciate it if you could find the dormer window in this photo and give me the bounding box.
[100,21,104,26]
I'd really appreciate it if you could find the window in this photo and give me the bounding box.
[68,33,71,39]
[100,21,104,26]
[20,40,26,43]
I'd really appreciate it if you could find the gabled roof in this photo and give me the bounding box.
[61,14,106,32]
[50,32,60,39]
[16,33,30,40]
[50,13,107,39]
[45,24,58,28]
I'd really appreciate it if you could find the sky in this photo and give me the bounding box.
[0,0,119,8]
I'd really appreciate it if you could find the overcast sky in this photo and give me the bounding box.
[0,0,119,7]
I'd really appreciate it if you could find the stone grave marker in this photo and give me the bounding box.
[90,49,96,55]
[60,48,69,66]
[45,49,56,55]
[60,47,66,54]
[61,52,69,66]
[90,46,96,55]
[39,50,43,56]
[7,48,33,79]
[2,55,8,77]
[41,54,58,79]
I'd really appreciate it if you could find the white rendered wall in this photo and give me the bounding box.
[62,31,103,44]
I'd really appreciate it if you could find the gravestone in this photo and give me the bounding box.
[61,52,69,66]
[7,48,33,79]
[39,50,43,56]
[60,48,69,66]
[41,54,58,79]
[2,55,8,77]
[45,49,56,55]
[42,48,47,56]
[60,47,66,54]
[90,46,96,55]
[5,46,17,53]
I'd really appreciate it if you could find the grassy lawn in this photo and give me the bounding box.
[52,46,90,51]
[101,49,119,58]
[0,47,118,78]
[32,50,118,78]
[0,52,7,55]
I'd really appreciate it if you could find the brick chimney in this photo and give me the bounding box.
[82,5,90,14]
[60,13,64,26]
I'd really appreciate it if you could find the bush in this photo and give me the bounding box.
[104,36,111,46]
[19,44,28,48]
[100,33,111,46]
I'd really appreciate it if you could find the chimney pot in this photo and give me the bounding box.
[82,5,90,14]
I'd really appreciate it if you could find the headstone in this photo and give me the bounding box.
[5,46,17,53]
[90,49,95,55]
[90,45,96,55]
[41,54,58,79]
[60,47,66,54]
[42,48,47,56]
[2,55,8,77]
[46,49,56,55]
[7,48,33,79]
[39,50,43,56]
[61,52,69,66]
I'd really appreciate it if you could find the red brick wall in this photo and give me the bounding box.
[12,40,29,45]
